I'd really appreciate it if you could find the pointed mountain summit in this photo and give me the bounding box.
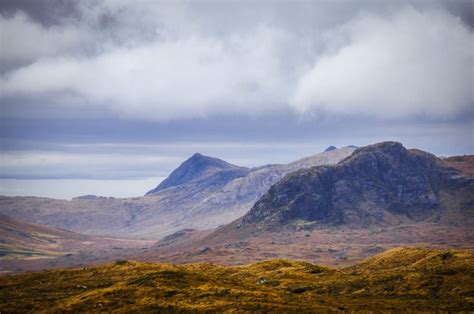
[241,141,473,228]
[146,153,249,195]
[324,145,337,152]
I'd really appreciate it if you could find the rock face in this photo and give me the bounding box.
[146,153,250,195]
[324,146,337,152]
[242,142,473,228]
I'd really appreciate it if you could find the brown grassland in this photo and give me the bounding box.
[0,247,473,312]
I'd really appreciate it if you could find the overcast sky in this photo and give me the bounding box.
[0,0,473,199]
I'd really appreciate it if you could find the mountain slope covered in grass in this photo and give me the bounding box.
[0,215,153,274]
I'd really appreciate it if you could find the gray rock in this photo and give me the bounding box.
[242,142,473,228]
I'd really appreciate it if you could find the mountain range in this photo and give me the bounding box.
[0,146,356,239]
[0,141,472,273]
[139,142,473,266]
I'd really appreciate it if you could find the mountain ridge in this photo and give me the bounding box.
[241,141,473,229]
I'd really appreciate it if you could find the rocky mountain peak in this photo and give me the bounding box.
[189,152,205,160]
[146,153,248,195]
[241,141,472,229]
[324,145,337,152]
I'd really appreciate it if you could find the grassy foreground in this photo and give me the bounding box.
[0,248,473,312]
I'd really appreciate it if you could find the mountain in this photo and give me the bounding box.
[138,143,473,267]
[324,145,337,152]
[0,147,356,239]
[146,153,250,194]
[241,142,473,229]
[1,248,473,312]
[1,143,472,272]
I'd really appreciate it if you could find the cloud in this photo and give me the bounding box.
[291,7,473,118]
[1,3,473,120]
[1,24,295,120]
[2,116,472,182]
[0,12,87,63]
[0,150,181,179]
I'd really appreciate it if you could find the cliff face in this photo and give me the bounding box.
[242,142,473,228]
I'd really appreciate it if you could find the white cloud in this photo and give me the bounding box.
[1,5,472,120]
[1,24,294,120]
[0,151,181,179]
[292,7,473,118]
[0,12,86,63]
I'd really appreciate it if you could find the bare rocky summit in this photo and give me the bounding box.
[146,153,250,195]
[242,142,474,229]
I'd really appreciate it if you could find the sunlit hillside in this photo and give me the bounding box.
[1,248,473,312]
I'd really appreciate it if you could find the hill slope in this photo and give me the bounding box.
[0,248,472,312]
[443,155,474,176]
[0,215,152,272]
[0,214,89,260]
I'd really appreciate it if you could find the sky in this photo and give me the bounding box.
[0,0,473,199]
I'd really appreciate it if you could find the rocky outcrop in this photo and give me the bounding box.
[242,142,473,228]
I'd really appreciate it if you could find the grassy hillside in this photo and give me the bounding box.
[0,215,153,275]
[0,248,473,312]
[0,214,90,260]
[443,155,474,176]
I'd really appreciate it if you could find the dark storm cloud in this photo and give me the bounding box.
[0,0,80,26]
[443,0,474,28]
